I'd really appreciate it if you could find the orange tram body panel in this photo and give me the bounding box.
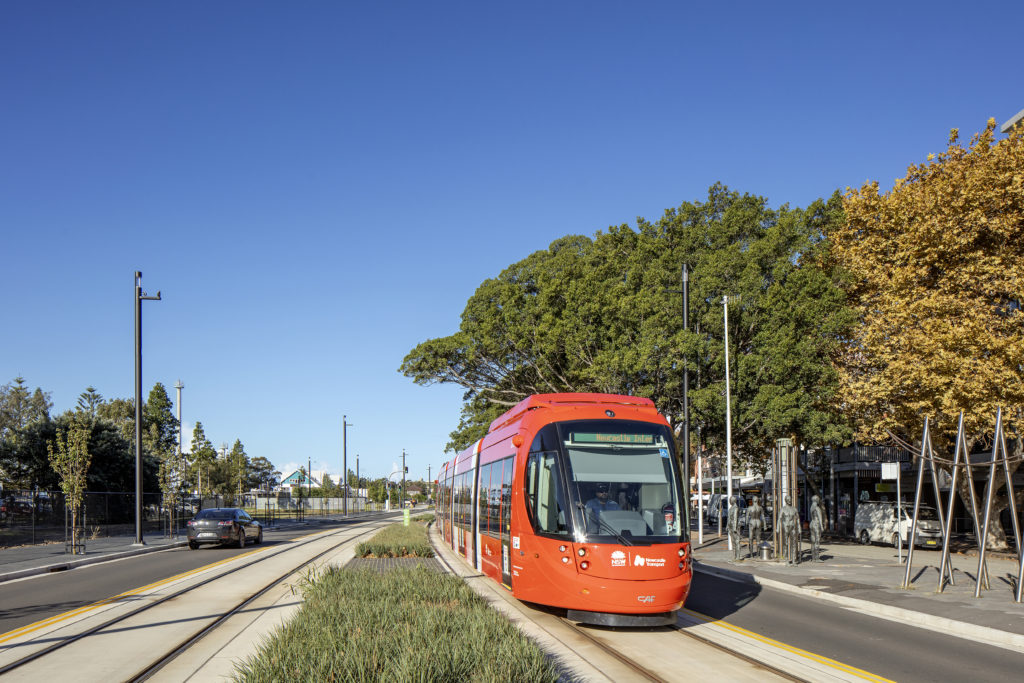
[436,393,692,627]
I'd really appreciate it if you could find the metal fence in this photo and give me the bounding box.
[0,489,396,549]
[0,489,168,548]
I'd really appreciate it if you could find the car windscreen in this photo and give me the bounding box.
[195,509,235,520]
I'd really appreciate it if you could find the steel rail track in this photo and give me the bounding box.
[0,512,398,679]
[667,623,806,682]
[427,523,804,683]
[131,515,392,681]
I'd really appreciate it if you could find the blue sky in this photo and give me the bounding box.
[2,1,1020,484]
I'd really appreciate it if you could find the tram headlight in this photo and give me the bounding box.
[679,561,685,569]
[580,560,590,570]
[559,545,567,553]
[577,548,587,557]
[561,556,570,564]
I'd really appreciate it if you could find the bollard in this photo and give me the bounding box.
[759,541,772,561]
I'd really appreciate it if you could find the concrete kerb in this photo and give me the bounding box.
[0,539,189,584]
[692,559,1024,655]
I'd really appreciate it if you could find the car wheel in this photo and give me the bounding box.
[859,530,870,545]
[188,541,198,550]
[256,528,263,545]
[892,533,901,548]
[238,527,246,548]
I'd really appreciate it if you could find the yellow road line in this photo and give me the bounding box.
[681,607,894,683]
[0,548,261,645]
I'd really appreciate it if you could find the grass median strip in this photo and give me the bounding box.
[355,519,433,558]
[233,565,558,682]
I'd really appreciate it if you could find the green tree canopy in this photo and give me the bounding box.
[402,184,853,470]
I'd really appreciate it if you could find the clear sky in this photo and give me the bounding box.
[2,1,1020,485]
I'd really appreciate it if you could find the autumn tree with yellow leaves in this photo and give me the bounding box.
[831,119,1023,549]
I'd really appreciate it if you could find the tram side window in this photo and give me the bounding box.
[460,473,469,530]
[525,452,569,537]
[487,462,499,538]
[500,455,513,540]
[478,464,491,536]
[455,473,463,529]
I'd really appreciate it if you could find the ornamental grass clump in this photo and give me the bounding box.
[355,521,433,558]
[233,567,558,682]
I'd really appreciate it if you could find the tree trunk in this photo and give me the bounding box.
[955,435,1021,552]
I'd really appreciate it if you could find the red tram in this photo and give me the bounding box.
[436,393,691,626]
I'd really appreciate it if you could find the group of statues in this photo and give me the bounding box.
[726,493,826,564]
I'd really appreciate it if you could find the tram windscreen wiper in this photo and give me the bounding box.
[577,502,633,546]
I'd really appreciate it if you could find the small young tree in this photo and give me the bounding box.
[48,420,92,553]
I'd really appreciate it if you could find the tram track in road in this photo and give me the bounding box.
[428,523,777,682]
[0,514,398,680]
[428,523,889,682]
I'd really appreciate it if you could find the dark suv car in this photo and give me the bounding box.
[187,507,263,549]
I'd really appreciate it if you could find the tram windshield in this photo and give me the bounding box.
[524,419,686,545]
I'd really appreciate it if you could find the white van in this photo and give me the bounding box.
[854,501,943,548]
[707,493,746,527]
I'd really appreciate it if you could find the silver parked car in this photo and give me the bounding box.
[187,507,263,549]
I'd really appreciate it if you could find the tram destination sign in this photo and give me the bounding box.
[571,432,654,444]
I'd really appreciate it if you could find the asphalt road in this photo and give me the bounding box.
[684,571,1024,682]
[0,521,349,635]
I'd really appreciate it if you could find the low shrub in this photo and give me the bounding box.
[233,567,558,682]
[355,522,433,558]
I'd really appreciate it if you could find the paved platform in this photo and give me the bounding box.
[692,528,1024,653]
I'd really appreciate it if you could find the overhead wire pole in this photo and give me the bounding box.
[664,264,693,542]
[342,416,353,515]
[133,271,161,546]
[174,379,184,538]
[723,294,738,552]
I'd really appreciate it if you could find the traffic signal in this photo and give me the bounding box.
[404,466,408,473]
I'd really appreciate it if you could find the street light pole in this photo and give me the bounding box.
[402,449,407,507]
[134,271,161,546]
[723,294,737,551]
[174,379,183,538]
[665,265,692,539]
[342,416,353,515]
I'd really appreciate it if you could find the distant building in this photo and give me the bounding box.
[280,470,321,490]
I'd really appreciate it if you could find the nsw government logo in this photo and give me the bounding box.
[611,550,626,567]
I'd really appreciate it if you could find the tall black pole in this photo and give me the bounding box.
[134,273,143,544]
[342,416,353,515]
[402,449,407,507]
[133,271,160,546]
[682,263,690,517]
[342,415,347,516]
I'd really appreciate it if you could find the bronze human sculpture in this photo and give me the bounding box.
[780,494,800,565]
[809,494,824,562]
[727,495,741,560]
[747,496,764,559]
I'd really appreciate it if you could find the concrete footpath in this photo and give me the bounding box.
[0,532,188,583]
[692,528,1024,653]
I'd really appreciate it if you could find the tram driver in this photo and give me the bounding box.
[585,483,620,533]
